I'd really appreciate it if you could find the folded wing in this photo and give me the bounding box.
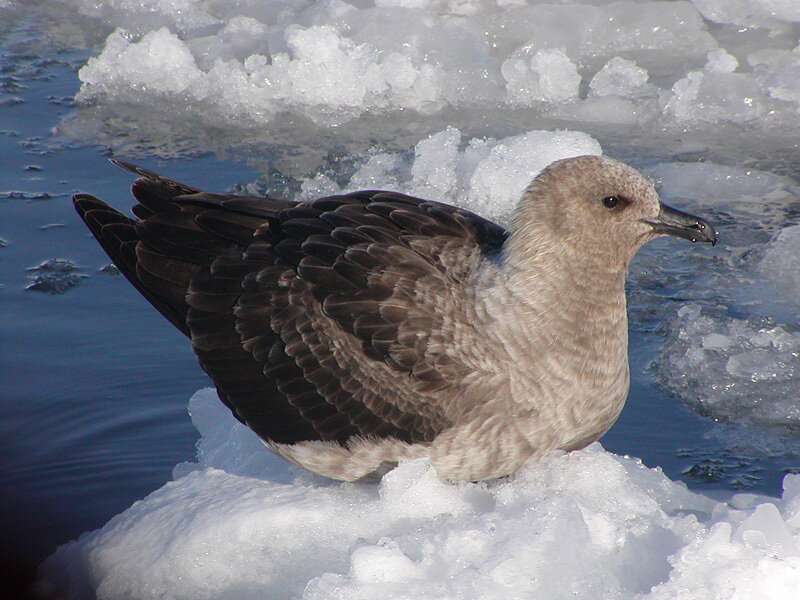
[74,162,507,447]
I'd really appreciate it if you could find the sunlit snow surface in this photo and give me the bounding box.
[18,0,800,596]
[38,389,800,600]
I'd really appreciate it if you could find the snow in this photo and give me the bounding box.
[63,0,800,131]
[36,388,800,600]
[297,126,602,225]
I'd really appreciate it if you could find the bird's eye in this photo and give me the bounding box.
[602,196,620,209]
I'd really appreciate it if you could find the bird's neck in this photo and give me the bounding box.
[501,231,628,315]
[474,232,630,391]
[470,232,631,454]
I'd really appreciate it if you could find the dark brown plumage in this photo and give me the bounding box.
[75,160,506,448]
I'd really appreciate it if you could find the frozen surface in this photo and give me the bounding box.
[37,388,800,600]
[50,0,800,134]
[648,160,800,435]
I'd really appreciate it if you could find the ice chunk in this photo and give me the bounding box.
[407,127,463,200]
[734,502,798,555]
[62,0,800,136]
[37,388,800,600]
[654,303,800,429]
[461,130,601,222]
[25,258,85,294]
[78,28,207,102]
[749,46,800,107]
[649,161,798,209]
[502,48,581,104]
[759,225,800,298]
[663,50,768,124]
[589,57,654,99]
[692,0,800,33]
[72,0,219,34]
[298,127,602,225]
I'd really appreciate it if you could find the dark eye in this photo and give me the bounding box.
[602,196,620,209]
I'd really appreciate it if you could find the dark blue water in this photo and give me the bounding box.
[1,13,798,595]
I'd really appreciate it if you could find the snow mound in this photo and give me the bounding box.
[298,126,602,225]
[37,388,800,599]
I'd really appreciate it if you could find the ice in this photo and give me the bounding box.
[71,0,219,34]
[589,57,654,100]
[647,160,798,244]
[36,388,800,599]
[692,0,800,32]
[750,46,800,106]
[78,28,207,101]
[61,0,800,133]
[662,49,769,124]
[25,258,85,294]
[654,303,800,430]
[502,48,581,104]
[296,127,601,225]
[759,225,800,298]
[643,157,800,449]
[650,161,798,205]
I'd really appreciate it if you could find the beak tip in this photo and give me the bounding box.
[645,203,717,247]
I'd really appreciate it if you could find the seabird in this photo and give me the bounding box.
[74,155,716,481]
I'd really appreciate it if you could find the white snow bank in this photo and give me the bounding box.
[67,0,800,130]
[37,388,800,600]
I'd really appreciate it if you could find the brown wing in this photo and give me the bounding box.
[74,162,507,447]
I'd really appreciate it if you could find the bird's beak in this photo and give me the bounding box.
[641,203,717,246]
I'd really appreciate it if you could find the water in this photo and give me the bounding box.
[1,4,799,596]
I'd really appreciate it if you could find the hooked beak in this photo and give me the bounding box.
[641,203,717,246]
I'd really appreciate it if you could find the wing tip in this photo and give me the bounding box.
[73,193,109,217]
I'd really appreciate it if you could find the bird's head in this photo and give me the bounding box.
[508,155,716,274]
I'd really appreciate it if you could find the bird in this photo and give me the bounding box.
[74,155,716,482]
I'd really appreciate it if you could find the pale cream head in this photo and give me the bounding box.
[506,155,715,275]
